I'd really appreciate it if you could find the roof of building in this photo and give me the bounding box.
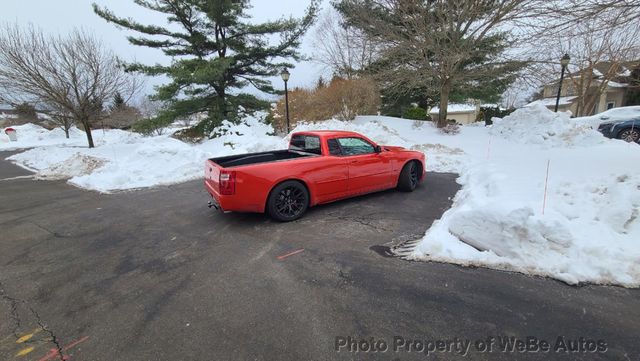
[592,61,639,78]
[546,60,640,85]
[430,103,476,114]
[525,96,578,108]
[429,103,501,114]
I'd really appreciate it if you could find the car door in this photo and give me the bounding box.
[336,137,393,195]
[304,136,349,203]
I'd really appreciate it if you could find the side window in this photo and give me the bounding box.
[290,135,321,155]
[337,137,375,156]
[305,136,320,152]
[327,139,342,156]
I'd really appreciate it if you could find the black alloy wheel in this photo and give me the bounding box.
[409,162,419,189]
[397,161,420,192]
[268,180,309,221]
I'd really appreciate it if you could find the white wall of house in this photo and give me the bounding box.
[430,103,481,125]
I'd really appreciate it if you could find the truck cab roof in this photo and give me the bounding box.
[291,130,364,138]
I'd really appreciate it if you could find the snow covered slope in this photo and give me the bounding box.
[2,116,286,192]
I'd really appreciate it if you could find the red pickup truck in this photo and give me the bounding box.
[205,130,426,221]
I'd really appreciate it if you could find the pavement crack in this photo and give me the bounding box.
[31,221,70,238]
[0,283,22,339]
[326,212,393,232]
[30,306,64,360]
[0,281,64,360]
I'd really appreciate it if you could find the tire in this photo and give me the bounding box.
[267,180,309,222]
[397,161,420,192]
[618,128,640,143]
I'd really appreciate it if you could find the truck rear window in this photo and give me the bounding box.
[290,135,321,155]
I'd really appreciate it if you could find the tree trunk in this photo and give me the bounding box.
[575,99,583,117]
[64,127,70,139]
[437,81,451,128]
[197,86,228,136]
[218,90,227,120]
[81,119,95,148]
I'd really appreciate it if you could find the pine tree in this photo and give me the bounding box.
[93,0,319,135]
[335,0,527,127]
[112,92,126,111]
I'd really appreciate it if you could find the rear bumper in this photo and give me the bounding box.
[204,180,262,213]
[205,180,227,212]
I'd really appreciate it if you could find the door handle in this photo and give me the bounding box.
[350,160,358,163]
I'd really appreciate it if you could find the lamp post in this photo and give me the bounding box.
[280,68,291,134]
[554,53,571,112]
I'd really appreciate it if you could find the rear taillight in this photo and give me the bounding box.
[219,171,236,195]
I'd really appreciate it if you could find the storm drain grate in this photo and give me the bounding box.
[370,237,421,259]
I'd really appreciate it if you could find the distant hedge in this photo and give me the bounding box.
[131,116,172,136]
[476,106,515,125]
[402,106,428,120]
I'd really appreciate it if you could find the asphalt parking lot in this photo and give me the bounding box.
[1,151,639,361]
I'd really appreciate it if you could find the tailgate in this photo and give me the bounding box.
[205,159,222,194]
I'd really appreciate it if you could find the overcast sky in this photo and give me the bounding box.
[0,0,329,100]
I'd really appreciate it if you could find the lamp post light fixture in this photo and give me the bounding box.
[280,68,291,134]
[554,53,571,112]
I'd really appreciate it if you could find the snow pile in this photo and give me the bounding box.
[0,124,91,149]
[37,153,106,180]
[490,103,604,147]
[293,118,413,149]
[70,138,208,192]
[398,107,640,287]
[7,115,285,192]
[203,116,285,155]
[409,143,465,173]
[414,155,640,286]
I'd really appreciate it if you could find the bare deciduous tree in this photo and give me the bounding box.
[102,106,142,129]
[272,76,380,131]
[541,0,640,34]
[563,22,640,116]
[137,97,164,120]
[326,77,380,120]
[0,24,141,147]
[312,9,378,78]
[519,6,640,116]
[45,105,75,138]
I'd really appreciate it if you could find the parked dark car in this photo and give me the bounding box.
[597,118,640,143]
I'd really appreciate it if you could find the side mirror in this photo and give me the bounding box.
[374,145,382,153]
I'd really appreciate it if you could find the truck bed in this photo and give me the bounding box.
[209,149,317,168]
